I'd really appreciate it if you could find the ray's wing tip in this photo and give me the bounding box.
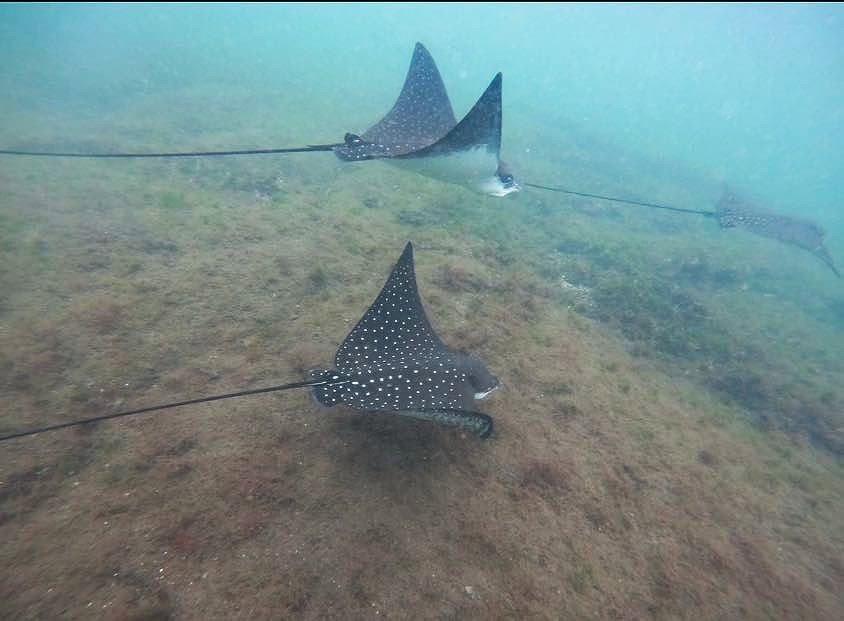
[412,42,432,62]
[488,73,503,90]
[401,240,414,259]
[478,414,494,439]
[477,73,502,101]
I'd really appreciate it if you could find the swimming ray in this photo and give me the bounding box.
[0,43,516,195]
[0,243,498,443]
[294,45,513,195]
[311,242,498,425]
[524,182,840,278]
[715,189,840,277]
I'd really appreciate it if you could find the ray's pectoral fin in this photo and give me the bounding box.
[813,244,841,278]
[394,408,494,438]
[309,368,346,408]
[410,72,503,158]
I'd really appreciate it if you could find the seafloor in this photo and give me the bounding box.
[1,95,843,620]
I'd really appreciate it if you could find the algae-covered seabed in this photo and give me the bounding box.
[2,90,844,619]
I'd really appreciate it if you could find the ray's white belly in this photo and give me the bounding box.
[389,147,501,194]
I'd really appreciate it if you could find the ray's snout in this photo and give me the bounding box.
[473,368,500,397]
[482,161,521,197]
[461,355,500,400]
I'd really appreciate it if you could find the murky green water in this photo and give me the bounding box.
[1,4,842,619]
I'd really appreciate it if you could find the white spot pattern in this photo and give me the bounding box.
[333,43,455,161]
[311,243,489,413]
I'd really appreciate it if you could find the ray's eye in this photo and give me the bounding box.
[469,373,497,392]
[496,161,518,190]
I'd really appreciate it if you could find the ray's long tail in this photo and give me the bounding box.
[522,181,716,217]
[0,144,341,158]
[0,379,326,442]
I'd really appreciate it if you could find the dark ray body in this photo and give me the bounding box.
[349,42,457,157]
[311,242,498,436]
[716,191,840,277]
[0,242,498,443]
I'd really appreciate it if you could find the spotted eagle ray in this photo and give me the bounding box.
[714,190,839,277]
[525,183,840,278]
[0,43,517,197]
[334,44,517,197]
[0,242,498,443]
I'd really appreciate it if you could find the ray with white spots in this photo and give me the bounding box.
[715,189,840,277]
[0,242,499,443]
[310,242,498,437]
[1,43,519,197]
[333,45,518,196]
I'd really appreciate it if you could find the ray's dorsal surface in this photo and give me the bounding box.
[716,190,840,277]
[332,42,456,161]
[362,43,457,155]
[311,242,498,437]
[0,243,498,443]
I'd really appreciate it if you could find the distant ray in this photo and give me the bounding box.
[386,73,514,197]
[523,181,840,278]
[716,189,840,277]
